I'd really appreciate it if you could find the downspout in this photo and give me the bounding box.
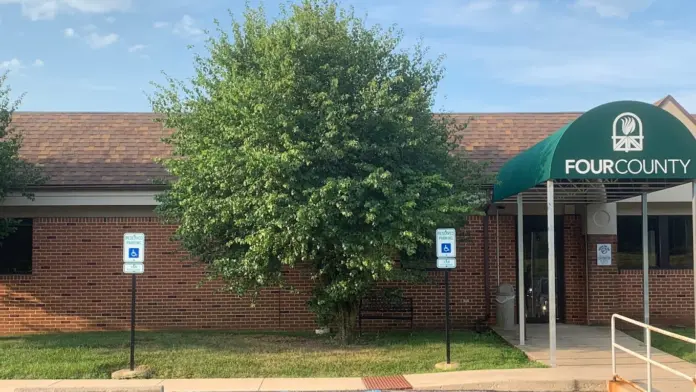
[585,227,590,325]
[483,207,491,326]
[496,206,502,287]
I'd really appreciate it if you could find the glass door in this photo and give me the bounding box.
[524,230,552,322]
[520,216,564,324]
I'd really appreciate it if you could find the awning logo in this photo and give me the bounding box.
[612,112,643,153]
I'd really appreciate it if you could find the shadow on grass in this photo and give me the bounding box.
[0,329,510,353]
[0,329,539,379]
[625,327,696,363]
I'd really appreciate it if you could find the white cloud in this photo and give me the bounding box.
[651,19,665,27]
[153,21,169,28]
[572,0,654,18]
[63,24,118,49]
[511,0,539,14]
[0,0,132,21]
[173,14,203,37]
[423,0,539,31]
[84,32,119,49]
[456,21,696,91]
[0,58,22,71]
[413,1,696,95]
[33,59,44,67]
[105,15,115,23]
[128,44,146,52]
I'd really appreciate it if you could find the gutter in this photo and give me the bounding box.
[23,184,169,192]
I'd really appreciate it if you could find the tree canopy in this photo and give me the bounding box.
[151,0,487,341]
[0,72,45,237]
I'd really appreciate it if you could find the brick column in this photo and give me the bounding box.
[587,235,619,324]
[564,215,587,324]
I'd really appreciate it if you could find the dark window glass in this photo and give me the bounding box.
[618,215,693,269]
[617,216,658,269]
[668,216,692,268]
[0,219,33,274]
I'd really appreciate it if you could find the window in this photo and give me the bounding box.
[668,216,692,268]
[0,219,33,274]
[617,215,693,269]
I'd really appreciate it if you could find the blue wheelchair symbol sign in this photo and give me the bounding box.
[128,248,140,258]
[441,243,452,254]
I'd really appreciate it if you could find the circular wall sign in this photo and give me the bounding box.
[593,210,611,228]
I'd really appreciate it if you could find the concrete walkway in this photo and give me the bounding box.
[495,323,696,392]
[0,368,610,392]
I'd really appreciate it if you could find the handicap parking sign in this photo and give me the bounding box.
[441,243,452,254]
[123,233,145,263]
[436,228,456,258]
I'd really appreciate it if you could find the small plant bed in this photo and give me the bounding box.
[0,329,541,379]
[626,327,696,363]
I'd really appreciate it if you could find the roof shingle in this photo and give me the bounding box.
[12,112,171,187]
[14,110,690,187]
[449,112,581,173]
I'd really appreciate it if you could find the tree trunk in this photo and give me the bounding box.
[337,303,357,344]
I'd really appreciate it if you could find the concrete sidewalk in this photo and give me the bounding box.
[0,367,609,392]
[495,324,696,392]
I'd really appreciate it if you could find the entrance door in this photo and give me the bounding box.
[519,216,565,323]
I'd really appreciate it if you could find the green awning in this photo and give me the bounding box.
[493,100,696,202]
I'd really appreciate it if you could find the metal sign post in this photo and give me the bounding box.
[436,228,456,367]
[123,233,145,371]
[444,269,451,364]
[130,274,136,371]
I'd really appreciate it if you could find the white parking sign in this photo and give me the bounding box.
[436,228,456,258]
[123,233,145,263]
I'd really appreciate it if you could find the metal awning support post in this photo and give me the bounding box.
[642,192,649,327]
[642,192,652,388]
[517,194,525,346]
[547,180,557,368]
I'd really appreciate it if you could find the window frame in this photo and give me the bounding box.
[617,214,693,270]
[0,218,34,275]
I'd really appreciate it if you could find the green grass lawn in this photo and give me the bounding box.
[627,327,696,363]
[0,330,541,379]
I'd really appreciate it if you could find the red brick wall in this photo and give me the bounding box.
[5,215,688,335]
[0,218,315,335]
[617,269,694,327]
[585,235,695,326]
[1,216,497,335]
[587,235,619,324]
[362,216,489,331]
[563,215,586,324]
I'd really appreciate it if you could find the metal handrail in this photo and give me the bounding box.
[611,313,696,392]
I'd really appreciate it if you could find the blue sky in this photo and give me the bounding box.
[1,0,695,113]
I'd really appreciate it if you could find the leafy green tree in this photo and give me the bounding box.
[0,72,45,237]
[151,0,487,342]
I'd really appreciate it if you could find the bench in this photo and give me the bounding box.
[357,296,413,334]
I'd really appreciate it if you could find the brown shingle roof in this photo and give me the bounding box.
[12,112,171,187]
[10,110,694,188]
[449,112,581,173]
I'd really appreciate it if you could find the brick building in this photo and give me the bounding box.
[1,96,696,335]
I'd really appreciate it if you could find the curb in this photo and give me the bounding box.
[14,388,164,392]
[427,379,608,391]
